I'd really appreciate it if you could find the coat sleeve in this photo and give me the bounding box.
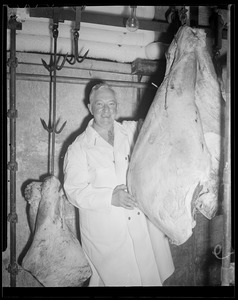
[63,140,113,213]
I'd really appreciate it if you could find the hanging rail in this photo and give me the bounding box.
[7,15,22,287]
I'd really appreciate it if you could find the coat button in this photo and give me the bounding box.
[137,212,140,215]
[128,217,131,220]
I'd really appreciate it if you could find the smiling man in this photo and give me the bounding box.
[63,82,174,286]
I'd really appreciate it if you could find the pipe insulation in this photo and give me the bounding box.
[7,33,150,63]
[9,19,159,46]
[6,33,168,63]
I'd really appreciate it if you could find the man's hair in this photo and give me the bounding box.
[89,82,116,103]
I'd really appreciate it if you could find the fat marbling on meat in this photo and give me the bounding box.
[127,26,225,245]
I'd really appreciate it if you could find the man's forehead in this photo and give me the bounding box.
[91,87,116,101]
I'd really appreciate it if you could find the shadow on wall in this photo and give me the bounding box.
[136,61,166,120]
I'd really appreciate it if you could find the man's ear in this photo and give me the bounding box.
[88,103,93,115]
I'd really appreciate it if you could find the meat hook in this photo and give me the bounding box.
[41,21,69,72]
[40,118,67,134]
[209,7,224,57]
[66,6,89,65]
[179,6,188,26]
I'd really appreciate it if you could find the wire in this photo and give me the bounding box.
[212,244,234,260]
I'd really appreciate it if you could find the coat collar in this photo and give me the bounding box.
[85,118,128,149]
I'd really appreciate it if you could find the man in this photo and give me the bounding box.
[63,83,174,286]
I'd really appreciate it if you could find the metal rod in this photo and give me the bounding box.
[221,5,231,286]
[48,71,53,174]
[7,17,20,287]
[7,73,152,89]
[51,24,58,175]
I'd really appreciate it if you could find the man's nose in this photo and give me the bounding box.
[102,105,110,112]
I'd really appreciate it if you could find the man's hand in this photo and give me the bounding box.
[111,184,137,210]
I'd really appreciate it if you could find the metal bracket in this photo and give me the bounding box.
[221,263,235,285]
[7,161,18,171]
[7,57,18,68]
[137,75,143,83]
[7,109,18,119]
[7,212,18,223]
[7,262,19,275]
[7,16,22,30]
[229,262,235,285]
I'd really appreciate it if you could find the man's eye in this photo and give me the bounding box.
[109,102,116,106]
[96,102,103,107]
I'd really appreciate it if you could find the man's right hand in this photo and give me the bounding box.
[111,184,137,210]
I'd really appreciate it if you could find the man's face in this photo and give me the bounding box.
[88,87,117,128]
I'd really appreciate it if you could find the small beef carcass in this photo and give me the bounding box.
[22,176,92,286]
[127,26,225,245]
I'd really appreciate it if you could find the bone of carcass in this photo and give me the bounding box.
[22,176,92,286]
[24,181,42,233]
[127,26,225,245]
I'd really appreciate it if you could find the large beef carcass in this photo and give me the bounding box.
[127,26,225,245]
[22,176,92,286]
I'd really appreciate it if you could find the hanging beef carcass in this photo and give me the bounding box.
[22,176,92,286]
[127,25,225,245]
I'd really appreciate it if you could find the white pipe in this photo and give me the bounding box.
[7,33,147,63]
[12,19,158,46]
[145,42,169,60]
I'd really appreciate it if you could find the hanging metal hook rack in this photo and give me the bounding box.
[66,6,89,65]
[179,6,188,26]
[40,7,68,175]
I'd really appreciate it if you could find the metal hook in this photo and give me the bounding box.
[66,29,89,64]
[42,54,68,72]
[54,118,67,134]
[66,6,89,65]
[41,22,69,72]
[40,118,53,133]
[179,6,188,26]
[40,118,67,134]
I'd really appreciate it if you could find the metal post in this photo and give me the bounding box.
[7,15,22,287]
[221,5,231,286]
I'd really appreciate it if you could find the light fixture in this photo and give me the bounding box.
[126,6,139,32]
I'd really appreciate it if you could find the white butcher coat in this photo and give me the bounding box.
[63,119,174,286]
